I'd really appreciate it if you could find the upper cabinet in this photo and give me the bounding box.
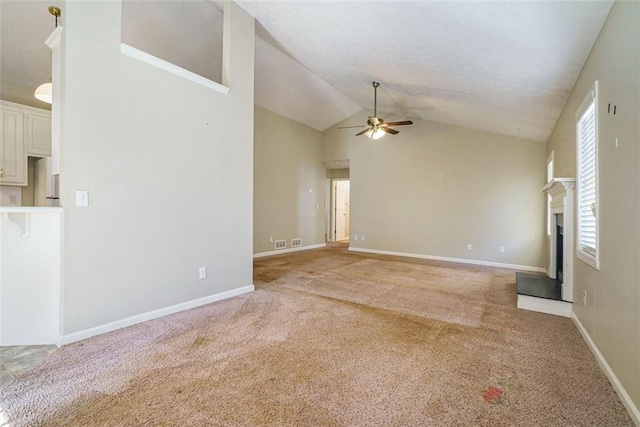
[0,101,52,186]
[0,103,27,185]
[26,112,52,157]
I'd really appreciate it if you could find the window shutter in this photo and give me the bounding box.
[576,86,597,264]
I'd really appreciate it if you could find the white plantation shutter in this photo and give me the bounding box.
[576,82,599,269]
[546,151,554,236]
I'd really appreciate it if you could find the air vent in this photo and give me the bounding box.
[274,239,286,250]
[291,238,302,248]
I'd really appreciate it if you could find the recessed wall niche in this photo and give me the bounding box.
[121,0,223,85]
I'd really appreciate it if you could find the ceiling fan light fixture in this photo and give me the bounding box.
[338,81,413,138]
[34,82,53,104]
[365,127,385,140]
[372,128,385,140]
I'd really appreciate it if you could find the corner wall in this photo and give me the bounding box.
[253,106,325,254]
[547,0,639,416]
[60,1,255,335]
[323,110,547,269]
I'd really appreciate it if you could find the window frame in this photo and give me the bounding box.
[575,81,599,270]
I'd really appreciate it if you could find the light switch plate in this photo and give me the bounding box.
[76,190,89,207]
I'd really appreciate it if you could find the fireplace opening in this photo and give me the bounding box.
[556,214,563,283]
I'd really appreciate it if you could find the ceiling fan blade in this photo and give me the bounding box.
[355,127,371,136]
[382,127,399,135]
[339,125,367,129]
[383,121,413,127]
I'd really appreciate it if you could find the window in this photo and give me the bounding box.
[576,81,599,269]
[547,151,554,183]
[546,151,554,236]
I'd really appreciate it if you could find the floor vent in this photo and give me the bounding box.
[291,238,302,248]
[274,240,287,250]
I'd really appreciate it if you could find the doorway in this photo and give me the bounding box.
[331,180,350,241]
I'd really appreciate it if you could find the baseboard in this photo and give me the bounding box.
[254,243,326,258]
[517,294,572,318]
[60,285,255,345]
[348,247,546,273]
[572,313,640,426]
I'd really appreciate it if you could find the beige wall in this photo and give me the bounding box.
[323,110,547,268]
[547,0,639,412]
[60,1,254,334]
[253,106,325,254]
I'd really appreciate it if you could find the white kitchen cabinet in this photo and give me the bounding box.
[0,103,27,185]
[26,112,52,156]
[0,101,53,186]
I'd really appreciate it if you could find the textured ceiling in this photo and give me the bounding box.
[2,1,614,143]
[240,0,614,142]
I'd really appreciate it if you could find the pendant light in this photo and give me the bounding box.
[34,6,61,104]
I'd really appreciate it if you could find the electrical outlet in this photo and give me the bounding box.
[582,290,587,307]
[8,195,16,205]
[199,267,207,280]
[499,246,505,254]
[354,235,358,241]
[269,236,274,243]
[467,244,472,251]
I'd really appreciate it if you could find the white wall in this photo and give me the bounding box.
[323,110,547,269]
[59,1,255,335]
[547,0,639,415]
[0,209,61,345]
[253,106,325,254]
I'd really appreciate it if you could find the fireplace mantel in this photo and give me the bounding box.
[542,178,576,197]
[542,178,576,196]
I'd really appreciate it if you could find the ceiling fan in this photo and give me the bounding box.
[339,81,413,139]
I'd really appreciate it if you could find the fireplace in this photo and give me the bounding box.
[543,179,575,302]
[556,214,563,283]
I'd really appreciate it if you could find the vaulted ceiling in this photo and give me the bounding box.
[245,0,613,141]
[1,0,614,142]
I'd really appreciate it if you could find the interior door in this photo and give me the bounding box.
[334,180,350,241]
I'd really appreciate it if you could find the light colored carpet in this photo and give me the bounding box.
[0,244,633,426]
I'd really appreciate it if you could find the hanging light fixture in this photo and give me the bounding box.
[34,6,61,104]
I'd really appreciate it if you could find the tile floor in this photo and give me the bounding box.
[0,345,57,391]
